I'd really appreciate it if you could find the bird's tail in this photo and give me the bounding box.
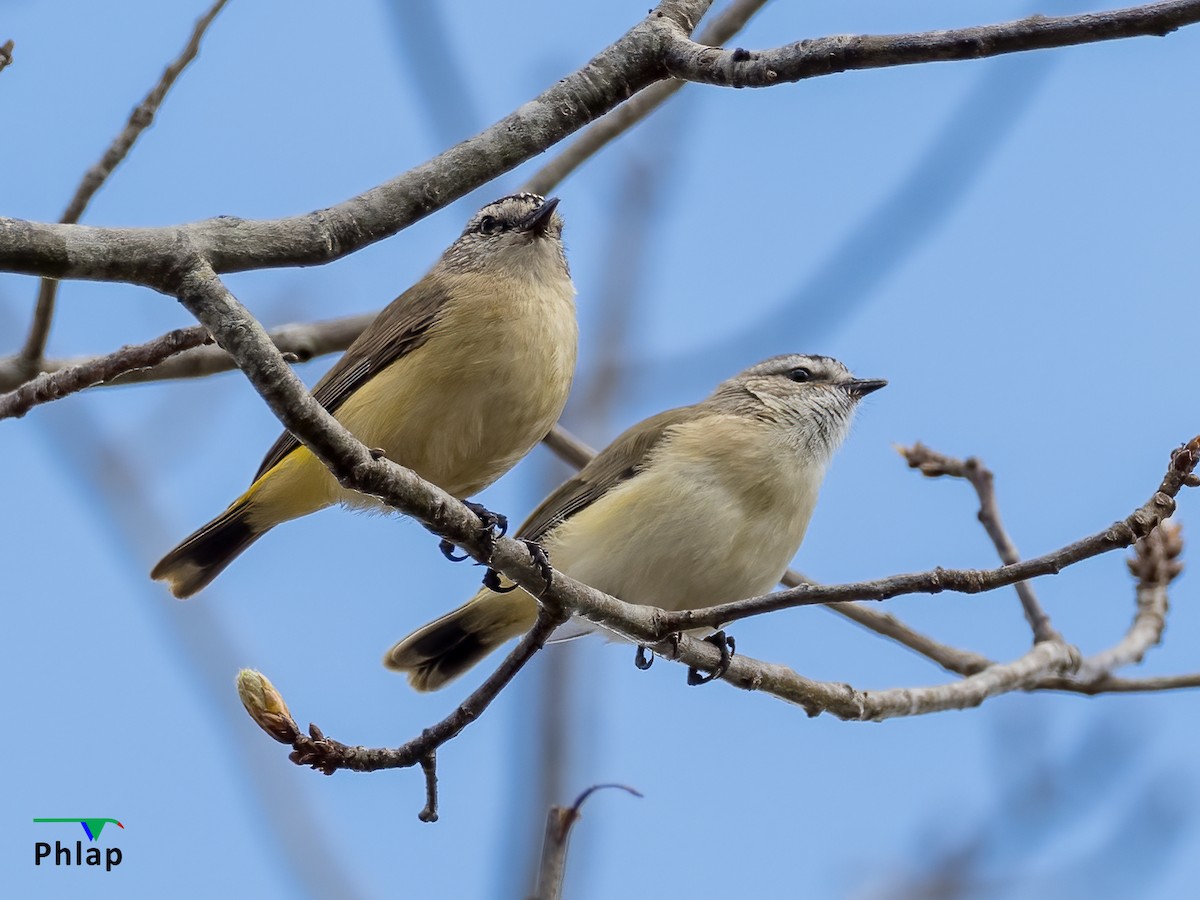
[384,588,538,691]
[151,496,267,599]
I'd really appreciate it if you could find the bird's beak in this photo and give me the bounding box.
[845,378,887,398]
[520,196,560,235]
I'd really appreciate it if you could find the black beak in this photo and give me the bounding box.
[845,378,887,398]
[520,196,560,235]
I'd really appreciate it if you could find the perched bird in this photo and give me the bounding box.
[385,354,886,690]
[153,193,577,599]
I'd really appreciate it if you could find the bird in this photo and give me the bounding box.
[385,353,886,690]
[152,193,577,599]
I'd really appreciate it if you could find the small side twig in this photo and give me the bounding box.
[0,327,212,420]
[900,443,1061,642]
[239,610,564,818]
[1059,522,1183,684]
[531,784,643,900]
[18,0,230,371]
[417,752,439,823]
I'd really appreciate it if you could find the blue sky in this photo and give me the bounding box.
[2,1,1198,897]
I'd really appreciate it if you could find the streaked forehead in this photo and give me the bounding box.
[469,192,545,225]
[740,354,849,379]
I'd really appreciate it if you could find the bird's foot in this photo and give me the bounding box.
[634,645,654,670]
[481,540,552,595]
[465,501,508,541]
[687,631,735,686]
[439,502,509,563]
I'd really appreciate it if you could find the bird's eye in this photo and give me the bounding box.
[786,367,812,383]
[478,216,501,236]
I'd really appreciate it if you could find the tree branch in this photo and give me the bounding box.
[1057,523,1182,685]
[276,609,561,777]
[18,0,231,373]
[0,3,696,285]
[901,443,1061,643]
[0,313,374,414]
[661,0,1200,88]
[4,2,1199,286]
[0,326,212,420]
[0,40,13,75]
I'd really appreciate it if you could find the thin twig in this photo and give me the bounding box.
[1059,523,1182,684]
[417,752,439,823]
[661,0,1200,88]
[531,784,643,900]
[17,0,231,371]
[0,326,212,420]
[901,443,1061,643]
[0,314,374,414]
[1040,671,1200,694]
[264,610,565,788]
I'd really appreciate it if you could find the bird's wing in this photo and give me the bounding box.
[516,404,700,542]
[252,277,453,481]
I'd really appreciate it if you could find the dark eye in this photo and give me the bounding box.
[478,215,501,236]
[786,367,812,383]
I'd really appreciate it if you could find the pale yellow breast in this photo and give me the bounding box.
[546,415,826,615]
[334,271,577,502]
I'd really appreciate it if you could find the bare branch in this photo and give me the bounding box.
[0,40,13,75]
[0,4,693,285]
[0,326,211,420]
[0,313,374,413]
[1066,523,1182,684]
[532,784,643,900]
[1042,671,1200,694]
[417,752,439,824]
[4,2,1199,286]
[18,0,231,371]
[662,0,1200,88]
[277,609,563,787]
[646,626,1081,721]
[901,443,1061,643]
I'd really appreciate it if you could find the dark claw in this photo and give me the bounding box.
[480,539,552,594]
[524,540,553,592]
[439,539,469,562]
[483,568,519,594]
[687,631,735,686]
[634,645,654,670]
[464,501,508,539]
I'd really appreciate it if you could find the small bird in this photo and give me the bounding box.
[153,193,577,599]
[385,354,885,690]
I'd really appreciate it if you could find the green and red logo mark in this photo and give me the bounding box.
[34,818,124,841]
[34,818,125,872]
